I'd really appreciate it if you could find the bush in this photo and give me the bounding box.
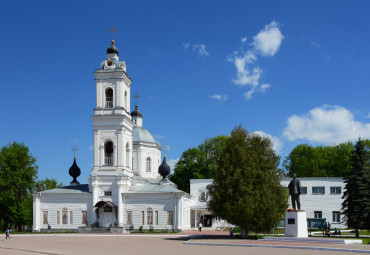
[149,225,154,232]
[139,226,143,232]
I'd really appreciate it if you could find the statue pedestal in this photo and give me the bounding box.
[285,211,308,237]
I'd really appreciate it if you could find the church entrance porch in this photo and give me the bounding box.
[94,201,117,228]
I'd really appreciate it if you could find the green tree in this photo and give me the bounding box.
[37,178,63,192]
[169,136,227,193]
[341,138,370,237]
[208,126,288,238]
[283,142,354,177]
[0,142,38,230]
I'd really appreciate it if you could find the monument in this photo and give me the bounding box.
[285,174,308,237]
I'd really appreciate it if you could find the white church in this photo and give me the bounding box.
[32,40,346,232]
[32,40,192,232]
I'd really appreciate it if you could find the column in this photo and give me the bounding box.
[93,129,99,168]
[91,184,99,223]
[117,184,124,227]
[33,194,40,231]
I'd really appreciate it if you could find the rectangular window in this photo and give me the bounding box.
[57,211,60,225]
[62,211,68,224]
[147,211,153,225]
[126,211,132,225]
[43,211,48,225]
[312,187,325,195]
[167,211,173,225]
[301,186,307,195]
[314,211,322,219]
[330,187,341,194]
[70,211,73,225]
[104,191,112,196]
[104,207,113,212]
[142,211,145,225]
[155,211,158,225]
[82,211,87,224]
[332,211,341,223]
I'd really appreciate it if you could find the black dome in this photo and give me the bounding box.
[107,40,119,55]
[158,156,170,180]
[69,158,81,185]
[131,105,143,118]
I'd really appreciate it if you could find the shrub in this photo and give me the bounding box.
[139,226,143,232]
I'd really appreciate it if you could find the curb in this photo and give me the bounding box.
[183,242,370,254]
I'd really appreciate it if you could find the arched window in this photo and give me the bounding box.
[124,91,127,110]
[146,157,151,172]
[104,141,113,165]
[105,88,113,108]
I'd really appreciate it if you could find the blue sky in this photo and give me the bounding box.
[1,0,369,185]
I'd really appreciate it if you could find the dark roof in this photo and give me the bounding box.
[41,184,90,194]
[158,156,170,179]
[107,40,119,55]
[131,105,143,118]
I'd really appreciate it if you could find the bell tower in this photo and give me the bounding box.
[88,39,134,227]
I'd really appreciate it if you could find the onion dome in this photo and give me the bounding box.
[107,40,119,55]
[131,105,143,118]
[69,157,81,185]
[158,156,170,180]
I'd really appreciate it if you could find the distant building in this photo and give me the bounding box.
[190,177,346,229]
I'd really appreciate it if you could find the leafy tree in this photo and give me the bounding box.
[341,138,370,237]
[0,142,38,230]
[283,142,354,177]
[169,136,227,193]
[37,178,63,192]
[208,126,288,238]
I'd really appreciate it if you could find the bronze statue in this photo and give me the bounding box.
[288,174,301,210]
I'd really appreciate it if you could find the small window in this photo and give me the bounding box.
[312,187,325,195]
[142,211,145,225]
[301,187,307,195]
[70,211,73,225]
[314,211,322,219]
[147,210,153,225]
[167,211,173,225]
[57,211,60,225]
[104,141,113,165]
[105,88,113,108]
[104,191,112,196]
[62,211,68,224]
[146,157,151,172]
[330,187,341,194]
[104,206,113,212]
[82,211,87,225]
[155,211,158,225]
[43,211,48,225]
[127,211,132,225]
[332,211,341,223]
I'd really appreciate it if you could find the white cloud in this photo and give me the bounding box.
[153,134,164,140]
[252,131,283,154]
[210,94,228,102]
[310,41,321,49]
[252,21,284,56]
[167,158,179,173]
[88,145,93,151]
[260,83,271,92]
[183,43,209,57]
[283,105,370,145]
[183,42,190,50]
[193,44,209,56]
[229,21,282,100]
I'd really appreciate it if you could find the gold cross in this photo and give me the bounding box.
[162,144,169,155]
[132,92,141,106]
[109,25,118,41]
[71,145,79,158]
